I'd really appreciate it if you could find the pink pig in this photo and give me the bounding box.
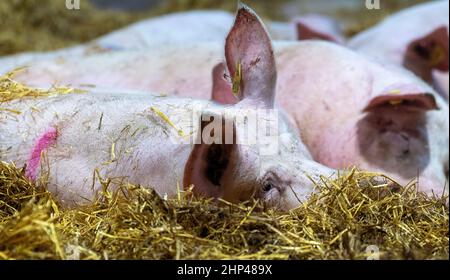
[8,6,449,196]
[290,1,449,102]
[348,0,449,101]
[294,14,345,44]
[217,41,449,196]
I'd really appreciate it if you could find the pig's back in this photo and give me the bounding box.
[13,43,224,99]
[95,10,234,50]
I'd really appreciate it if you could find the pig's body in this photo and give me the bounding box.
[0,92,197,204]
[13,40,449,195]
[348,0,449,101]
[0,46,86,76]
[0,10,295,75]
[92,10,234,50]
[12,43,223,98]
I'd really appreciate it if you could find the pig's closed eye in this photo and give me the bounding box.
[444,162,449,178]
[263,182,276,192]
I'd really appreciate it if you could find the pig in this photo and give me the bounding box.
[216,41,449,197]
[88,10,296,49]
[294,14,345,44]
[348,0,449,102]
[8,6,449,196]
[0,10,296,75]
[0,6,336,210]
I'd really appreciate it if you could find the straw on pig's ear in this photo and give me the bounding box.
[403,26,449,82]
[225,3,277,109]
[183,113,237,198]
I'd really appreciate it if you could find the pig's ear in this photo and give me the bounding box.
[432,69,449,101]
[225,3,277,109]
[363,86,439,112]
[183,113,237,198]
[211,63,238,105]
[403,26,449,82]
[295,14,345,44]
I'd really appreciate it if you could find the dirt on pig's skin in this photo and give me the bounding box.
[0,0,429,56]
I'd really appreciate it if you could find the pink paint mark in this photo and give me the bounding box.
[25,127,58,181]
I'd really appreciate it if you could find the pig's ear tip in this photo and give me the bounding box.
[237,2,255,16]
[237,1,247,10]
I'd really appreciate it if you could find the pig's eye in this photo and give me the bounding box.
[444,161,449,179]
[262,182,275,192]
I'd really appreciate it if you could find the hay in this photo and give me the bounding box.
[0,161,448,260]
[0,0,151,56]
[0,69,83,114]
[0,69,80,102]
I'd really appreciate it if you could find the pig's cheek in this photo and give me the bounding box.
[432,70,449,100]
[261,188,281,209]
[417,173,448,196]
[318,128,358,168]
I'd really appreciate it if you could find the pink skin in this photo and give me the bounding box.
[348,0,449,101]
[211,63,238,105]
[273,45,448,195]
[25,127,58,181]
[212,44,448,196]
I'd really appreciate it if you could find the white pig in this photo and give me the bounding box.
[0,6,335,210]
[8,6,449,196]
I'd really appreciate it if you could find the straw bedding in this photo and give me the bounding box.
[0,161,448,260]
[0,74,448,260]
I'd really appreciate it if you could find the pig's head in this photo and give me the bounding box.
[184,4,335,211]
[357,81,449,196]
[403,26,449,99]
